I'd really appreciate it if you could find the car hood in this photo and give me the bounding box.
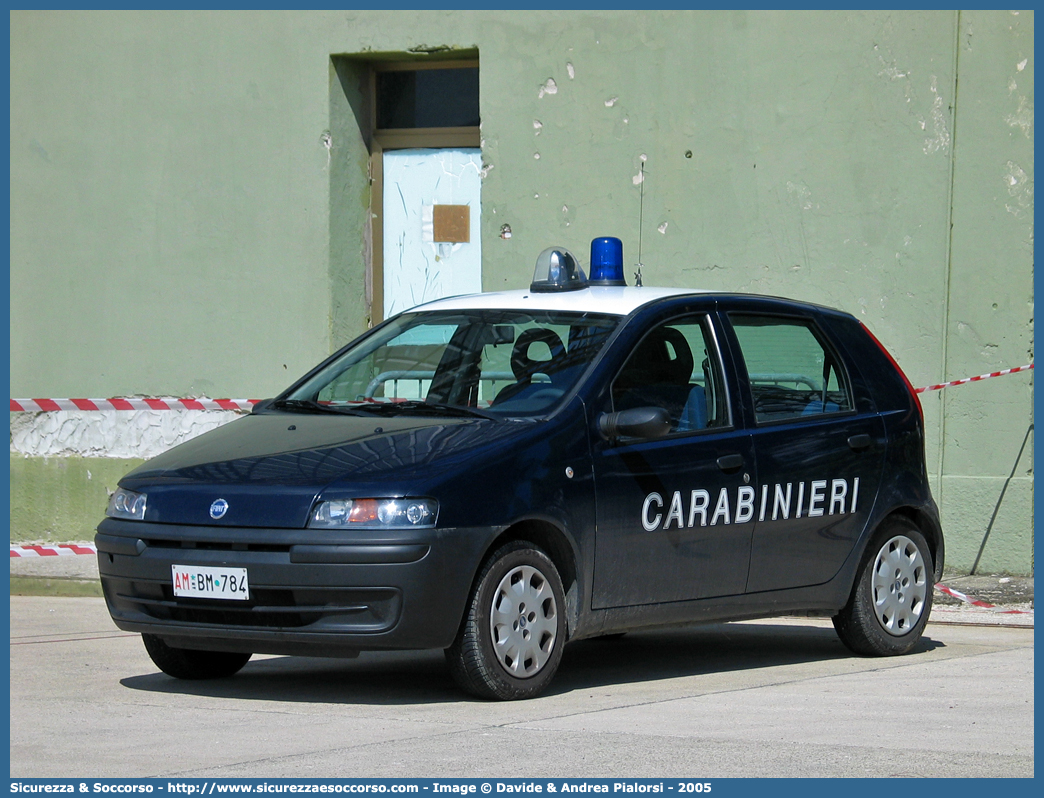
[120,412,532,528]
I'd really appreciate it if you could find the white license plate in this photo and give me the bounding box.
[172,564,249,601]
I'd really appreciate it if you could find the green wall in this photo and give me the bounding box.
[9,456,145,542]
[9,10,1034,573]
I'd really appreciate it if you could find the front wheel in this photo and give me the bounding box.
[446,541,567,700]
[142,633,252,679]
[833,519,934,656]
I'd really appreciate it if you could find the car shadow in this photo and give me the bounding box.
[119,621,946,704]
[552,622,945,696]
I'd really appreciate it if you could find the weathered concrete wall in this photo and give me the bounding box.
[9,10,1033,573]
[10,409,242,459]
[937,10,1034,575]
[10,10,336,399]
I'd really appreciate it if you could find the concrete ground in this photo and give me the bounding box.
[9,594,1034,779]
[8,545,1034,779]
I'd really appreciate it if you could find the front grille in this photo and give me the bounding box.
[142,538,288,554]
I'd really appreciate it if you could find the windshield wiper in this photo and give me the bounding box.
[350,400,497,420]
[272,398,365,415]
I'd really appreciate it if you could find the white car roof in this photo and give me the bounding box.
[408,286,708,317]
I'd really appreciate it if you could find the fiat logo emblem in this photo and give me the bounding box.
[209,499,229,519]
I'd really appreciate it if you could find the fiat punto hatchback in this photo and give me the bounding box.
[97,238,944,700]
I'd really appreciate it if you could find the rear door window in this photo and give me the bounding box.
[729,314,852,423]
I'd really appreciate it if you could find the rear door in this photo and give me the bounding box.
[723,310,887,593]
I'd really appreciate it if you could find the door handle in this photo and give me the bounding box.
[716,454,745,473]
[848,434,873,451]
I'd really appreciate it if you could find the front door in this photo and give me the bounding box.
[592,314,756,608]
[382,148,482,318]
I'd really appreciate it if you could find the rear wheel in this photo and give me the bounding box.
[446,541,566,700]
[833,518,933,656]
[142,633,252,679]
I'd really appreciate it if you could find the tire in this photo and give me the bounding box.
[446,541,567,700]
[833,518,934,656]
[142,633,252,680]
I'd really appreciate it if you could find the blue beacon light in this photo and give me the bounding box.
[588,237,627,286]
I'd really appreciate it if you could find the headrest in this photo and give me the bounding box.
[511,328,566,382]
[623,326,694,387]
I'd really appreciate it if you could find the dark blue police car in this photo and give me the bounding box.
[97,238,944,700]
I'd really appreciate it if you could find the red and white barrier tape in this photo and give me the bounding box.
[916,363,1033,394]
[10,398,258,412]
[11,544,98,558]
[935,583,1032,615]
[7,363,1034,412]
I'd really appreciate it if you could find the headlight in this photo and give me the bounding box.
[106,488,147,521]
[308,498,438,529]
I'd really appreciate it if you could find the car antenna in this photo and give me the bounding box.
[635,159,645,287]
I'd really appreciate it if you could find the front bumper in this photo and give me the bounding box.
[95,517,495,656]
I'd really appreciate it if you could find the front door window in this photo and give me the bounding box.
[592,314,753,608]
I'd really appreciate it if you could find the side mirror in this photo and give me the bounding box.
[598,406,671,441]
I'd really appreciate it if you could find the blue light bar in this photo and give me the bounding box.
[589,237,627,286]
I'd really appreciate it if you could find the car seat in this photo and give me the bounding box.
[802,399,841,415]
[492,328,567,406]
[614,327,694,423]
[676,384,708,431]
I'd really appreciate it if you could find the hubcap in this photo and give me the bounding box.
[489,564,558,678]
[871,534,927,636]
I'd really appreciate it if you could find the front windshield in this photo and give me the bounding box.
[283,309,621,417]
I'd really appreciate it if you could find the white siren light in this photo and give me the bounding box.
[530,246,587,292]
